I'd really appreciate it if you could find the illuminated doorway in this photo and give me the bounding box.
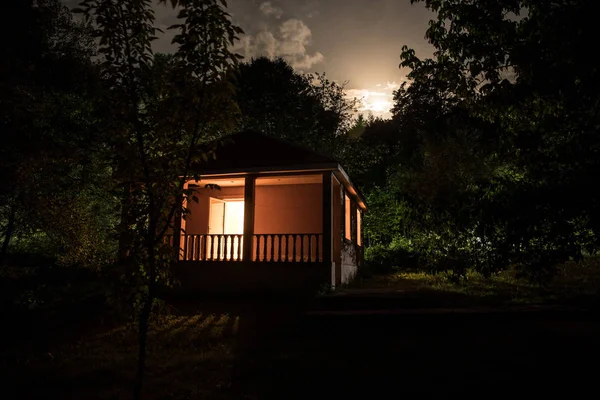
[209,198,244,259]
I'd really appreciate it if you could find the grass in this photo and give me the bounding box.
[7,312,240,400]
[3,258,600,398]
[350,257,600,306]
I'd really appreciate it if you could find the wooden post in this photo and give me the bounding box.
[322,171,332,264]
[243,174,256,262]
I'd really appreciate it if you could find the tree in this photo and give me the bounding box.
[234,57,357,157]
[75,0,242,397]
[393,0,600,277]
[0,0,106,266]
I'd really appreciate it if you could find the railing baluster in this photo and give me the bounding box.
[282,235,286,262]
[262,234,268,262]
[292,234,297,262]
[183,234,188,261]
[308,235,313,263]
[221,235,225,260]
[269,235,274,262]
[225,235,233,261]
[237,235,243,261]
[224,235,228,260]
[190,235,195,261]
[201,235,206,261]
[300,234,305,262]
[191,235,195,261]
[198,235,202,261]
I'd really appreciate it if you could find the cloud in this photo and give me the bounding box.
[259,2,283,19]
[234,18,324,70]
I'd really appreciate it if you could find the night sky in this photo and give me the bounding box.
[65,0,436,118]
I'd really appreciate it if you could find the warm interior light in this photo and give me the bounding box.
[345,195,351,240]
[224,201,244,234]
[209,199,244,234]
[356,209,361,246]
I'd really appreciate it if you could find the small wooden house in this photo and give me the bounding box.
[169,131,366,293]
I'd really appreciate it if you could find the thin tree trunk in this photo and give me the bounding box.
[133,286,153,400]
[0,203,16,266]
[133,217,158,400]
[118,182,133,261]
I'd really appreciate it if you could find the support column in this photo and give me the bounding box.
[243,174,256,262]
[322,171,332,264]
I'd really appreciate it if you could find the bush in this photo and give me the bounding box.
[364,239,419,274]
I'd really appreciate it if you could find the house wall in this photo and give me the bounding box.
[341,240,359,284]
[339,194,361,285]
[186,183,323,235]
[254,183,322,234]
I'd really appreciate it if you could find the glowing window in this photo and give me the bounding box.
[345,195,351,240]
[356,209,361,246]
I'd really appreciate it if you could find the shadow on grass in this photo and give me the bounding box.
[2,291,316,400]
[5,308,241,399]
[4,260,600,399]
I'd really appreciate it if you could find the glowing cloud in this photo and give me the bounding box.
[234,18,324,70]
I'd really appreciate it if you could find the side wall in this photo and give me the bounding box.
[341,241,359,284]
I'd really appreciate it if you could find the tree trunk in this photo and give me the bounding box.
[0,203,16,266]
[133,221,157,400]
[133,285,153,400]
[118,182,134,261]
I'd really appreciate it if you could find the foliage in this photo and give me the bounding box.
[234,57,357,157]
[365,0,600,279]
[0,0,110,267]
[352,257,600,306]
[74,0,243,397]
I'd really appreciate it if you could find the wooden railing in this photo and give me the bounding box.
[165,234,244,261]
[165,233,322,263]
[253,234,322,263]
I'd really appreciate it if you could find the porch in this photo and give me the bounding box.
[170,172,330,265]
[164,132,366,292]
[167,168,365,292]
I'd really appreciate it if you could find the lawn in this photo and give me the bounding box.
[5,311,240,400]
[2,258,600,399]
[347,257,600,307]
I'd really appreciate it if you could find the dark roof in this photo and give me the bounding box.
[194,130,338,174]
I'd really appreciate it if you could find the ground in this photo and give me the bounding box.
[2,261,600,399]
